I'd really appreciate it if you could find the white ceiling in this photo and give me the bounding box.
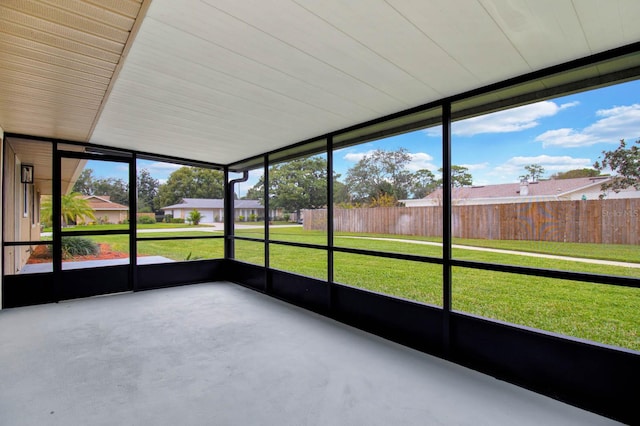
[2,0,640,165]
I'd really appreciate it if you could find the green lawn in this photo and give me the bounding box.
[74,228,639,351]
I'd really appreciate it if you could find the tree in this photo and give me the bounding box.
[72,168,129,205]
[411,169,437,198]
[41,192,96,227]
[550,168,600,179]
[248,156,327,216]
[137,168,159,212]
[93,177,128,206]
[73,169,95,195]
[594,139,640,193]
[521,164,545,182]
[437,165,473,188]
[156,166,224,208]
[344,148,414,203]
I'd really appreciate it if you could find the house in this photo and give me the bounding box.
[82,195,129,224]
[403,177,640,207]
[160,198,282,222]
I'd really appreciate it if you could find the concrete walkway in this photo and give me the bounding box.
[19,256,174,274]
[39,223,302,237]
[339,236,640,269]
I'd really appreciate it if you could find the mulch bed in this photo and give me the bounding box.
[27,244,129,264]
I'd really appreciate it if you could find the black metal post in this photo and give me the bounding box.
[327,138,334,312]
[129,153,137,291]
[52,143,62,301]
[264,155,270,293]
[442,102,452,355]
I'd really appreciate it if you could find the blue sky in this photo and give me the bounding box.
[87,79,640,197]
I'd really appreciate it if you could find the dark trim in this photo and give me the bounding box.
[452,259,640,288]
[5,133,225,170]
[58,229,130,237]
[333,245,444,264]
[57,150,130,164]
[129,153,137,291]
[136,259,226,290]
[327,136,335,311]
[449,311,639,424]
[59,265,129,300]
[442,101,452,354]
[3,272,55,307]
[137,235,223,242]
[52,142,62,300]
[268,239,327,250]
[3,240,50,246]
[232,236,265,243]
[264,155,270,292]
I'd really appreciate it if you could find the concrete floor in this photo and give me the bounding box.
[0,282,621,425]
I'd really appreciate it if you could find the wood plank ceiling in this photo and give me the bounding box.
[1,1,640,165]
[0,0,147,140]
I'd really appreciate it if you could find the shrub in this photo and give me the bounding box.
[52,237,100,259]
[238,215,245,222]
[137,215,156,224]
[187,209,203,225]
[171,218,185,223]
[164,214,173,223]
[249,213,257,222]
[283,213,290,222]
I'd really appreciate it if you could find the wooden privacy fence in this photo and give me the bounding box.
[303,199,640,245]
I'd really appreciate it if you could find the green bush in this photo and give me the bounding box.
[52,237,100,258]
[137,215,156,224]
[171,218,185,223]
[164,214,173,223]
[283,213,290,222]
[187,209,203,225]
[249,213,257,222]
[238,215,245,222]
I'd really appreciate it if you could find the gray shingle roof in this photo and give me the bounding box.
[425,177,612,200]
[161,198,263,210]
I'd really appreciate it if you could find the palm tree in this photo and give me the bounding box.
[41,192,96,227]
[187,209,203,225]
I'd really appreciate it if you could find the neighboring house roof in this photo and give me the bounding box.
[82,195,129,211]
[402,176,640,206]
[161,198,263,210]
[425,177,612,200]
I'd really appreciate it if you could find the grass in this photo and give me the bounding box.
[235,227,640,351]
[53,227,639,351]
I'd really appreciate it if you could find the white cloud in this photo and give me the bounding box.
[535,103,640,148]
[458,162,489,172]
[407,152,437,171]
[141,161,183,173]
[425,100,578,137]
[343,150,374,162]
[491,155,592,178]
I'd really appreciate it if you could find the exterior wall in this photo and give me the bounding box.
[94,210,127,224]
[2,142,41,275]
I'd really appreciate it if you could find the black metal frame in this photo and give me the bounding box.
[2,41,639,424]
[221,43,640,424]
[2,136,227,305]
